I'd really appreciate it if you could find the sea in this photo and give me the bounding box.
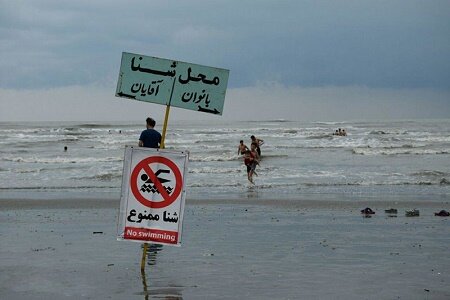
[1,119,449,202]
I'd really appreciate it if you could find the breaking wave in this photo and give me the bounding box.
[2,119,450,200]
[0,185,116,190]
[352,147,449,156]
[305,133,333,140]
[411,170,449,177]
[1,156,123,164]
[302,181,447,187]
[190,154,240,162]
[73,172,122,181]
[188,182,244,188]
[369,130,388,135]
[189,167,242,174]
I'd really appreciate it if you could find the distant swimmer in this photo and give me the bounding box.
[238,140,249,155]
[250,135,264,156]
[333,128,347,136]
[64,146,68,152]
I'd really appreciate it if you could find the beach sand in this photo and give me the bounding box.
[1,198,449,299]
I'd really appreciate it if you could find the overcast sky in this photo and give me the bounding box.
[1,0,449,122]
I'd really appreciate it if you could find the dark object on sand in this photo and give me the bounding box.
[434,210,450,217]
[405,209,420,217]
[385,208,398,214]
[361,207,375,214]
[440,178,450,185]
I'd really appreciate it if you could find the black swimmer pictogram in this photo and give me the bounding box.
[140,169,173,194]
[130,155,183,208]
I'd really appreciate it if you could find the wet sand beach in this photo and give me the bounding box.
[1,198,449,300]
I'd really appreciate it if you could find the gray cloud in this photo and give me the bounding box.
[1,0,449,90]
[1,1,449,122]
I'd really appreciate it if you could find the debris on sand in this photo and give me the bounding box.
[405,209,420,217]
[434,210,450,217]
[361,207,375,215]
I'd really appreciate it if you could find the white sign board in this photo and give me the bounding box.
[117,146,188,246]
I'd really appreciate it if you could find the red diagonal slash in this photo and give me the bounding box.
[142,164,171,200]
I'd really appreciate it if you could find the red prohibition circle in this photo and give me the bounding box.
[130,156,183,208]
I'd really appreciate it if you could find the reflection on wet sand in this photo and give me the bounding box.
[147,243,164,266]
[140,244,183,299]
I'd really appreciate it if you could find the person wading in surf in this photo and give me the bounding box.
[139,117,161,148]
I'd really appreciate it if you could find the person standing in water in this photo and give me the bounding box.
[250,135,264,157]
[238,140,249,155]
[139,117,161,148]
[243,149,258,184]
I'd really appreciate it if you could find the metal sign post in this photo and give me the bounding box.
[141,104,171,270]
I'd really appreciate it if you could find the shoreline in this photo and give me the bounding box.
[1,196,449,210]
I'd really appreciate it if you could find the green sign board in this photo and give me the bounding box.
[116,52,229,115]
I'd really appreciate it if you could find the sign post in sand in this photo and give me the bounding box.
[115,52,229,269]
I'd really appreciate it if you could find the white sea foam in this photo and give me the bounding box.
[190,154,240,162]
[189,167,242,174]
[411,170,449,177]
[2,156,123,164]
[352,147,449,156]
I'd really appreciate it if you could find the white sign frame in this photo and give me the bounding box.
[117,146,188,246]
